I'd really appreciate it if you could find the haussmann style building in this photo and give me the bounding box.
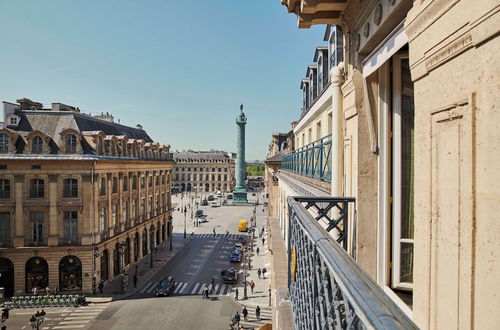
[0,98,175,297]
[171,150,236,194]
[265,1,499,329]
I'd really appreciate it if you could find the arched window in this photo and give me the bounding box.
[142,228,148,256]
[0,134,8,152]
[65,134,77,153]
[32,136,43,153]
[25,257,48,293]
[0,258,14,298]
[100,250,109,282]
[59,256,82,291]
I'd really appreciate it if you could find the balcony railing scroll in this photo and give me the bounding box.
[287,196,418,330]
[282,135,332,182]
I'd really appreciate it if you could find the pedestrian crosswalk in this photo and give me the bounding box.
[47,303,110,329]
[237,306,273,329]
[191,233,243,239]
[139,281,234,296]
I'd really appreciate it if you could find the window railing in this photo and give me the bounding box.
[287,196,418,329]
[282,134,332,182]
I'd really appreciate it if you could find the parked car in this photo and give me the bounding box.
[198,215,208,223]
[223,269,238,284]
[233,242,243,251]
[153,276,176,296]
[227,194,233,199]
[207,195,214,201]
[238,236,247,244]
[230,250,241,263]
[201,199,208,206]
[195,210,203,217]
[210,202,220,208]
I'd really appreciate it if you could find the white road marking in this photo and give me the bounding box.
[59,320,90,324]
[178,282,188,293]
[197,284,206,295]
[146,283,156,293]
[65,312,99,316]
[64,316,95,320]
[191,283,200,294]
[173,282,184,293]
[140,282,154,293]
[53,325,86,329]
[213,284,219,294]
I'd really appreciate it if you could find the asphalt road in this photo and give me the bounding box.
[7,192,265,330]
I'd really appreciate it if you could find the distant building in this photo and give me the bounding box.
[172,150,235,193]
[0,98,174,296]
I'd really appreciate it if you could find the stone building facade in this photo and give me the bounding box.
[274,0,499,328]
[0,98,174,296]
[172,151,235,194]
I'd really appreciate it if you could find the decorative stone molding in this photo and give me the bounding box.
[14,174,25,183]
[363,22,370,38]
[425,34,473,72]
[373,4,383,25]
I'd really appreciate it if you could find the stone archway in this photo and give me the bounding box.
[0,258,14,298]
[59,256,82,291]
[100,250,109,282]
[26,257,48,293]
[187,183,192,192]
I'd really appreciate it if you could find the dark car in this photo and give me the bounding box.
[238,236,247,244]
[201,200,208,206]
[153,276,176,296]
[207,195,214,201]
[223,269,238,284]
[230,250,241,263]
[195,210,203,217]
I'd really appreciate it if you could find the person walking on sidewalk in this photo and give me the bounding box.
[234,312,241,328]
[256,306,261,320]
[257,268,262,279]
[262,267,267,279]
[256,247,260,255]
[213,228,216,236]
[133,275,138,288]
[203,285,209,299]
[262,237,265,245]
[242,307,248,322]
[235,287,239,300]
[250,280,255,294]
[98,282,104,294]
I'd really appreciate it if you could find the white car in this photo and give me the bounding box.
[198,215,208,223]
[210,202,220,208]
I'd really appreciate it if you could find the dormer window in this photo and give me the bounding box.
[9,117,18,125]
[32,136,43,153]
[0,134,8,152]
[66,134,77,153]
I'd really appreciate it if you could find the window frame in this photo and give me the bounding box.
[63,178,78,198]
[30,179,45,198]
[65,134,77,153]
[62,210,78,244]
[0,179,10,199]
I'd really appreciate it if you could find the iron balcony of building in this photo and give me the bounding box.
[282,134,332,182]
[287,196,418,330]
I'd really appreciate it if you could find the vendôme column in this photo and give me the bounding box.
[233,104,248,204]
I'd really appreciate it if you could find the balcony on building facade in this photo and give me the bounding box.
[287,196,417,329]
[282,134,332,182]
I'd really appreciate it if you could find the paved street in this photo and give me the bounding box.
[7,192,270,330]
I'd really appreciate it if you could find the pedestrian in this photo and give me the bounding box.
[234,312,241,327]
[226,230,229,236]
[54,286,59,295]
[262,267,267,279]
[46,286,50,296]
[250,280,255,294]
[133,275,138,288]
[98,282,104,294]
[262,237,265,245]
[211,277,216,293]
[203,285,209,299]
[33,287,38,296]
[242,306,248,322]
[235,287,239,300]
[257,268,262,279]
[213,228,216,236]
[256,306,261,320]
[256,247,260,255]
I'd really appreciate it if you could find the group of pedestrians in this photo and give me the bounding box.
[257,267,267,279]
[231,306,262,328]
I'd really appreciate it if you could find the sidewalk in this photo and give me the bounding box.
[87,233,190,303]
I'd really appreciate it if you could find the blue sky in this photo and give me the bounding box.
[0,0,325,160]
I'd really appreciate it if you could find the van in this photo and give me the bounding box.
[238,220,248,232]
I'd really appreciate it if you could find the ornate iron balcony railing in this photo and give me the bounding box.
[287,196,418,330]
[282,135,332,182]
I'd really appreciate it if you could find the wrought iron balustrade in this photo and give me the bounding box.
[287,196,418,330]
[282,135,332,182]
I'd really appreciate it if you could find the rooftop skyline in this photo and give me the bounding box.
[0,0,325,160]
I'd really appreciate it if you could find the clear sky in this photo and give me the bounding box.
[0,0,324,160]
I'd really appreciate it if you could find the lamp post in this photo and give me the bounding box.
[183,206,187,238]
[169,217,173,251]
[243,254,248,300]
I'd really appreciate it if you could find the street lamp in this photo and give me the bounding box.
[183,206,187,238]
[243,253,248,300]
[92,247,100,295]
[169,216,173,251]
